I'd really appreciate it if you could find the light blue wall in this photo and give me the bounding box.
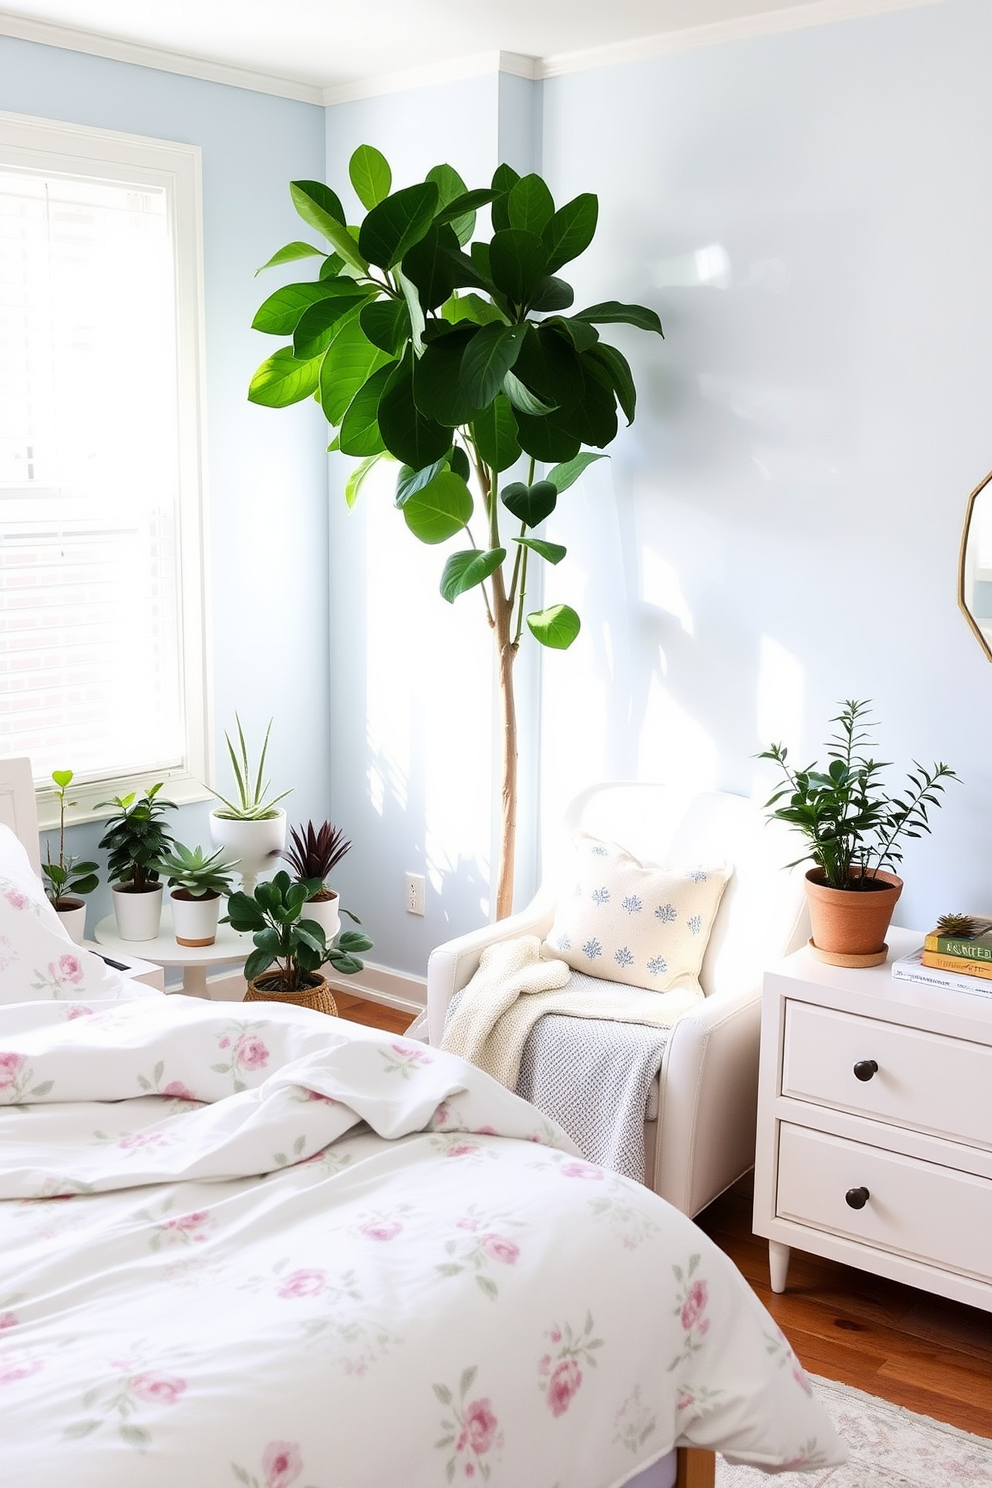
[536,0,992,931]
[1,36,328,932]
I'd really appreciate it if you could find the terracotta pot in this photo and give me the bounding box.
[111,882,164,942]
[302,890,340,942]
[244,971,337,1017]
[170,888,222,947]
[804,868,903,967]
[54,896,87,945]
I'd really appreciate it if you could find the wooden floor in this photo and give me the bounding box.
[344,995,992,1440]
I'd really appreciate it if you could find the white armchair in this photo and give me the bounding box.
[427,782,809,1218]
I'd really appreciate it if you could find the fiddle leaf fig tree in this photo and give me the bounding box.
[249,145,663,918]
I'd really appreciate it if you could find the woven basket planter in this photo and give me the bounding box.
[244,972,337,1017]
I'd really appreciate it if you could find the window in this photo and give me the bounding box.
[0,112,208,825]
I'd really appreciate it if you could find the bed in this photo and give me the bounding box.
[0,758,846,1488]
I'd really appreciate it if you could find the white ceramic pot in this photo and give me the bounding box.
[111,883,164,942]
[302,892,340,943]
[209,809,286,895]
[55,898,87,945]
[171,889,222,947]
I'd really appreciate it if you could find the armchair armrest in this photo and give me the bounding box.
[651,982,762,1217]
[426,893,556,1045]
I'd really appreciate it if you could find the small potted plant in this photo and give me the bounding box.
[96,782,177,941]
[281,820,352,941]
[224,869,373,1015]
[159,842,240,948]
[759,699,958,965]
[41,768,99,944]
[208,715,291,895]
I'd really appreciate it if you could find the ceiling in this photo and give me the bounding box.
[0,0,936,99]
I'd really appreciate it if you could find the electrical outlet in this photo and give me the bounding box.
[405,872,425,916]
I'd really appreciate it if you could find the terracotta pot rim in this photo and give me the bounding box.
[805,867,903,895]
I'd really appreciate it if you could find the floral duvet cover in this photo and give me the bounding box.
[0,994,846,1488]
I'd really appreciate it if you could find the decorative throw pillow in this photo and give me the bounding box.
[544,834,731,993]
[0,824,136,1003]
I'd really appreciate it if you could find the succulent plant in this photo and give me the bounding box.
[935,912,981,937]
[160,842,240,899]
[282,820,351,890]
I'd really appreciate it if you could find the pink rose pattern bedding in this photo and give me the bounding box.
[0,995,846,1487]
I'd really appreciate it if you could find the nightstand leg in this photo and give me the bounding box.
[182,965,210,998]
[768,1241,791,1293]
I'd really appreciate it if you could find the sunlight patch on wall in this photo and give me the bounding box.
[639,546,694,635]
[653,242,732,290]
[636,679,717,792]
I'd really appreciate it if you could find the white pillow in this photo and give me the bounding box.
[544,834,731,993]
[0,824,131,1003]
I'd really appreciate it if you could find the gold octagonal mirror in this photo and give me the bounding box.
[959,468,992,663]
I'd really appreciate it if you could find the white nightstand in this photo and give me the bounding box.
[93,908,252,997]
[752,926,992,1314]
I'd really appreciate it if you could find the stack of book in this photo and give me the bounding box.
[892,918,992,997]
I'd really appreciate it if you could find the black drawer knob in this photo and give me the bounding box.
[853,1059,878,1082]
[845,1186,870,1210]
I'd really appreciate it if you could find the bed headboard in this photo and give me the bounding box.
[0,757,42,878]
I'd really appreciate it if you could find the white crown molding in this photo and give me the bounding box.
[540,0,948,77]
[0,0,947,106]
[0,9,324,103]
[320,50,540,107]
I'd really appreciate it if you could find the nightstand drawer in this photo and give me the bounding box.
[776,1123,992,1283]
[782,1001,992,1151]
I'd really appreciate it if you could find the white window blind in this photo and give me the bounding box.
[0,114,208,818]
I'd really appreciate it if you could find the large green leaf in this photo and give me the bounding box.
[488,229,550,307]
[547,451,607,493]
[543,314,600,354]
[513,325,584,416]
[543,193,599,273]
[507,174,555,235]
[449,444,471,482]
[460,323,527,408]
[402,222,462,311]
[415,328,483,427]
[587,341,636,423]
[293,293,368,359]
[471,395,520,473]
[290,181,367,273]
[402,470,473,544]
[344,452,386,509]
[394,264,426,355]
[529,276,575,313]
[255,241,323,276]
[395,455,447,508]
[501,479,558,528]
[318,319,392,426]
[490,163,521,231]
[378,350,452,468]
[426,163,474,246]
[339,361,396,456]
[442,293,506,328]
[249,347,321,407]
[555,354,618,447]
[440,547,505,602]
[515,536,566,564]
[349,144,392,209]
[574,300,664,335]
[359,182,440,270]
[252,279,362,336]
[436,188,495,237]
[514,412,581,463]
[503,369,556,416]
[360,299,411,355]
[527,603,581,649]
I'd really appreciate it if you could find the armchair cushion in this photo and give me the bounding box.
[544,834,731,994]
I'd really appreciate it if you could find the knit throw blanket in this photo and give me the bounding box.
[440,935,705,1089]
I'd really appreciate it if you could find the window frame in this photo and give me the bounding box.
[0,110,211,829]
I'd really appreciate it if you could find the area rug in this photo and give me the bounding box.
[716,1374,992,1486]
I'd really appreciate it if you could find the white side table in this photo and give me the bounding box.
[94,907,253,998]
[753,926,992,1314]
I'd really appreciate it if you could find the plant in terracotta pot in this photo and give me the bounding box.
[281,820,352,941]
[224,870,373,1016]
[759,699,958,966]
[208,715,292,895]
[96,782,177,942]
[41,768,99,945]
[159,842,240,948]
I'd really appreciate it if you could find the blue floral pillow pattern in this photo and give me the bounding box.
[544,834,731,993]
